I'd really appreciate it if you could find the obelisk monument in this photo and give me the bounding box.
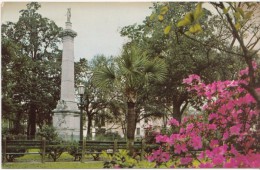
[53,8,80,141]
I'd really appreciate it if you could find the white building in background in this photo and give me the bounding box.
[86,112,166,140]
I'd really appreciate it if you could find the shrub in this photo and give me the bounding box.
[146,63,260,168]
[37,125,65,162]
[67,141,81,161]
[95,132,124,141]
[101,150,137,168]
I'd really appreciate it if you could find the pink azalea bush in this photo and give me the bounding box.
[146,63,260,168]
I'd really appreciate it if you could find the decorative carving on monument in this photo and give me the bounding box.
[56,100,68,110]
[57,115,66,127]
[59,29,77,38]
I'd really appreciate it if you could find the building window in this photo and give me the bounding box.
[136,128,140,136]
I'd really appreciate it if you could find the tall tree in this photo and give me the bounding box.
[75,56,119,139]
[121,2,245,123]
[2,2,62,137]
[93,44,167,154]
[171,2,260,131]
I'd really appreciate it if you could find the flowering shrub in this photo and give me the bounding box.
[146,63,260,168]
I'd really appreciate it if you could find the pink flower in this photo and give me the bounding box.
[182,116,188,123]
[155,134,168,143]
[199,162,214,168]
[239,68,249,77]
[190,135,202,150]
[212,145,228,156]
[180,128,185,133]
[223,131,229,140]
[205,150,214,159]
[209,139,219,149]
[174,143,188,154]
[168,118,179,127]
[186,123,194,132]
[224,158,238,168]
[198,151,206,159]
[212,155,225,165]
[147,148,170,163]
[180,157,193,165]
[208,113,218,121]
[208,124,217,130]
[183,74,201,85]
[168,134,179,146]
[230,124,241,135]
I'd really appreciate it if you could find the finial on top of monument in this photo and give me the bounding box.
[67,8,71,22]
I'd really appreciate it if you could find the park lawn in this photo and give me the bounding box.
[2,162,104,169]
[2,149,104,168]
[8,149,94,162]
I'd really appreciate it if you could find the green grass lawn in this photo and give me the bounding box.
[2,162,104,169]
[2,150,104,169]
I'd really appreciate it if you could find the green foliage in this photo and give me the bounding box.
[135,160,156,168]
[223,7,230,14]
[37,125,65,162]
[177,3,203,34]
[46,142,67,162]
[158,15,164,21]
[188,23,202,34]
[95,132,124,141]
[164,25,171,34]
[37,125,59,141]
[67,141,81,161]
[101,150,137,168]
[177,12,193,27]
[120,2,246,125]
[2,2,62,137]
[93,43,167,147]
[160,6,169,15]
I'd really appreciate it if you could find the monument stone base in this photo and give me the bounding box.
[53,100,81,141]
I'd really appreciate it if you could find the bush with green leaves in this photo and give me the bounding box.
[37,125,66,162]
[37,125,59,141]
[95,132,124,141]
[101,150,137,168]
[67,141,82,161]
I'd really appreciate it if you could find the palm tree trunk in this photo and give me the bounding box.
[126,101,136,155]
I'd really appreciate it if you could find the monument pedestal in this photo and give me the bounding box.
[53,100,80,141]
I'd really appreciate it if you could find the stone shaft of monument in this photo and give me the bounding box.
[53,17,82,141]
[60,22,78,110]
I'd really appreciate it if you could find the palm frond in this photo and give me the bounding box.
[144,57,168,83]
[93,64,116,89]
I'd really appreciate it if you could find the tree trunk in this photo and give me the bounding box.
[13,111,23,135]
[172,104,182,123]
[256,101,260,141]
[126,101,136,155]
[87,115,92,139]
[27,104,36,139]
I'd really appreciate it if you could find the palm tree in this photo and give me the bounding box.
[93,45,167,154]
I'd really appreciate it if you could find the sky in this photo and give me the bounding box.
[1,2,153,61]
